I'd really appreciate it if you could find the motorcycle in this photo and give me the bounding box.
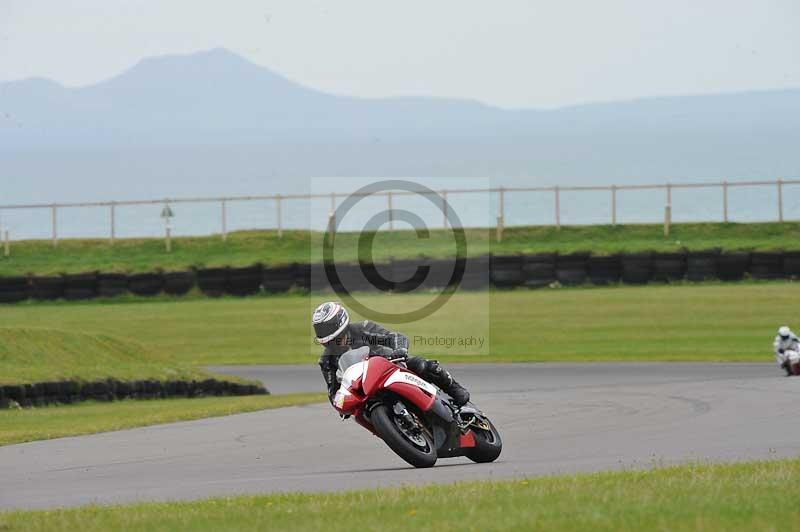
[331,346,502,468]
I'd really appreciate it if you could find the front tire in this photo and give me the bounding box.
[370,403,437,468]
[465,418,502,463]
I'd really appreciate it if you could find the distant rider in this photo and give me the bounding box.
[773,326,800,376]
[312,301,470,406]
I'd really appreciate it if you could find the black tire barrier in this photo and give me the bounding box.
[390,259,425,292]
[686,250,720,282]
[457,256,491,291]
[294,263,311,291]
[262,264,296,293]
[330,262,375,293]
[97,273,129,298]
[651,252,687,282]
[750,251,785,280]
[717,252,751,281]
[521,253,556,288]
[63,272,98,301]
[197,267,229,297]
[128,272,165,296]
[555,252,590,286]
[621,253,653,285]
[588,255,622,285]
[0,378,269,408]
[422,257,462,290]
[31,276,65,301]
[227,264,263,296]
[163,271,196,295]
[0,276,30,304]
[784,251,800,279]
[490,255,524,288]
[309,263,332,292]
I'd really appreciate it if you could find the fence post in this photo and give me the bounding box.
[221,200,227,241]
[276,194,283,238]
[442,190,448,229]
[664,205,672,237]
[722,181,729,223]
[778,178,784,223]
[496,187,505,242]
[327,193,336,235]
[387,191,394,231]
[666,183,672,207]
[51,204,58,247]
[611,185,617,226]
[554,186,561,230]
[3,230,9,257]
[110,202,116,244]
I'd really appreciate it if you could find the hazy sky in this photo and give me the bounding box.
[1,0,798,108]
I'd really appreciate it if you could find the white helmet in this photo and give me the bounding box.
[779,326,792,338]
[312,301,350,344]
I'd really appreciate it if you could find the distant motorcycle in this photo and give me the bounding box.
[332,346,502,468]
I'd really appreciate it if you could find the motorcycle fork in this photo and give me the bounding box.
[392,401,434,442]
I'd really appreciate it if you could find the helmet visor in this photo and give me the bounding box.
[314,308,349,343]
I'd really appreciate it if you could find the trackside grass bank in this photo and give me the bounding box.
[3,222,800,276]
[0,393,325,446]
[0,284,793,364]
[2,458,799,531]
[0,328,210,384]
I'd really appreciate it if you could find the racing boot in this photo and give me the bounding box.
[782,359,795,376]
[425,360,470,407]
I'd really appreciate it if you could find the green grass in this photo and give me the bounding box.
[0,393,325,446]
[3,458,799,531]
[0,327,213,385]
[3,222,800,276]
[0,283,792,364]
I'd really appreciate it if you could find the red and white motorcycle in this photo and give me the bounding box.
[332,346,502,468]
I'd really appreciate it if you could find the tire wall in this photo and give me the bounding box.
[555,252,589,286]
[521,253,556,288]
[2,249,799,304]
[0,378,268,409]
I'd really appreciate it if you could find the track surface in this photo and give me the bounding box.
[2,363,799,510]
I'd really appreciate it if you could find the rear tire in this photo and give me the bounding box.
[370,403,437,468]
[465,418,502,463]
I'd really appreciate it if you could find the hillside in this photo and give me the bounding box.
[1,222,800,276]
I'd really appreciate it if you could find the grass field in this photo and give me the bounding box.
[2,222,800,275]
[0,393,325,446]
[2,458,798,531]
[0,327,212,384]
[0,283,791,364]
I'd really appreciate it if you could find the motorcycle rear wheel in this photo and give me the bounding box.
[465,418,502,463]
[371,403,437,468]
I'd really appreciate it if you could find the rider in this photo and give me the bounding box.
[773,325,800,376]
[313,301,471,406]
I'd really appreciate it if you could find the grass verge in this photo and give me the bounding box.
[0,327,212,385]
[2,458,798,531]
[0,283,792,364]
[0,393,325,446]
[2,222,800,275]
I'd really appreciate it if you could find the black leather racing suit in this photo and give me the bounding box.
[318,320,470,406]
[318,319,409,401]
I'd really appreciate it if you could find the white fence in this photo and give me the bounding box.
[0,178,798,246]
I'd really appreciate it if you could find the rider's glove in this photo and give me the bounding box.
[779,348,785,354]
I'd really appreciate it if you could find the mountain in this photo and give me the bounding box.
[0,48,798,189]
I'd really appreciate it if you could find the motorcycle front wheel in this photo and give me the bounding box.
[370,403,437,468]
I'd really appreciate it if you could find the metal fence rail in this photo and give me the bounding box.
[0,178,798,248]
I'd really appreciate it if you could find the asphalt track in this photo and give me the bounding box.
[2,363,799,510]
